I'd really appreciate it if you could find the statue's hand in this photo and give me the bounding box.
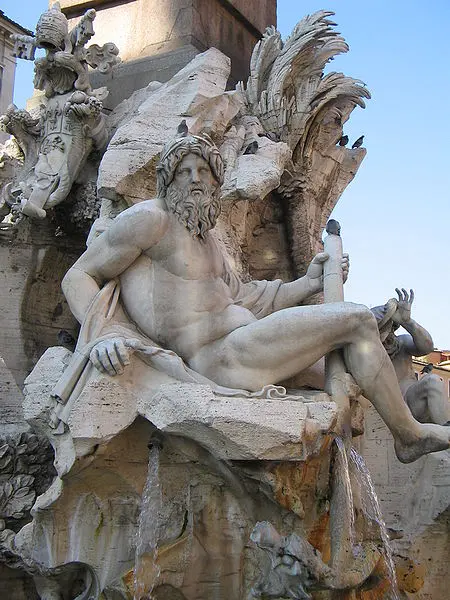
[341,253,349,283]
[306,252,349,292]
[306,252,329,292]
[89,338,132,376]
[392,288,414,325]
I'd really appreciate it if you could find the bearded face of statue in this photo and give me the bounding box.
[165,153,221,240]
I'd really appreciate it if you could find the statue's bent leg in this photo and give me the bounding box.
[191,302,374,390]
[190,301,450,462]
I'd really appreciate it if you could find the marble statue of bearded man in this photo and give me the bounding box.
[54,133,450,463]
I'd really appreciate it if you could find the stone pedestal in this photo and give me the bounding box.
[14,345,341,599]
[59,0,277,108]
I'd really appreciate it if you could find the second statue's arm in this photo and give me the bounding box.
[392,288,434,356]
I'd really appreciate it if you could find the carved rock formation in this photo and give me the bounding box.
[5,8,437,600]
[239,11,370,275]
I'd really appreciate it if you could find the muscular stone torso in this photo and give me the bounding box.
[119,207,256,361]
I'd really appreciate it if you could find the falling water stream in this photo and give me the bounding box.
[133,441,162,600]
[333,436,356,548]
[131,435,400,598]
[349,447,400,600]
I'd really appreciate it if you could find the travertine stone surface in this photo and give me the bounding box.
[220,133,291,203]
[0,356,25,431]
[284,138,367,277]
[0,565,38,600]
[90,45,200,111]
[0,224,81,387]
[61,0,276,85]
[362,405,450,598]
[24,347,335,465]
[11,417,322,600]
[98,48,242,204]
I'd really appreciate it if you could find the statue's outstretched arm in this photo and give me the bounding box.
[224,251,349,317]
[272,252,349,311]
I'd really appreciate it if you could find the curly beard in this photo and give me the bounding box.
[165,181,221,240]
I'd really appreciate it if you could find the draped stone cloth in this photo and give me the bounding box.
[50,274,298,429]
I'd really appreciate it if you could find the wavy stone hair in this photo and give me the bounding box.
[156,134,224,198]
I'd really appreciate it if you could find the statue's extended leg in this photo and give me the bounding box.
[191,301,450,463]
[344,344,450,462]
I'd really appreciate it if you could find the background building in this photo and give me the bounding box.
[414,349,450,399]
[0,10,31,143]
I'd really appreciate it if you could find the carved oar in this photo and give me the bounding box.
[323,219,350,434]
[323,220,353,578]
[323,221,380,595]
[323,219,353,584]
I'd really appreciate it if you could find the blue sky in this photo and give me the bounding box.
[3,0,450,348]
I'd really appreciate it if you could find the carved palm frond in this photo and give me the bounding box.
[299,73,370,160]
[245,26,282,108]
[241,11,370,156]
[239,11,372,279]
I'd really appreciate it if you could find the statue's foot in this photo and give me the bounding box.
[394,423,450,463]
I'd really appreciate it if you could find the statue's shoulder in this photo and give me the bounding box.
[110,199,169,248]
[117,198,167,222]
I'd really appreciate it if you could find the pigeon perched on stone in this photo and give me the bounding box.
[177,119,188,137]
[338,135,349,146]
[326,219,341,235]
[351,135,364,149]
[243,140,258,155]
[258,131,280,142]
[420,363,434,374]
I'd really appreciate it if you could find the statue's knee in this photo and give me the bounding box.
[220,336,247,369]
[423,373,444,394]
[349,303,378,334]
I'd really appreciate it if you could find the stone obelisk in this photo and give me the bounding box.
[57,0,276,108]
